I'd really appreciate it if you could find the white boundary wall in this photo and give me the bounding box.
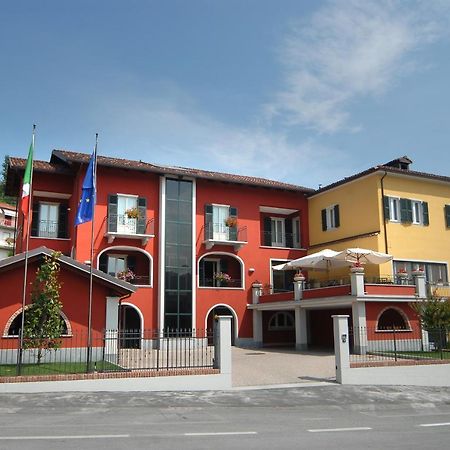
[333,315,450,387]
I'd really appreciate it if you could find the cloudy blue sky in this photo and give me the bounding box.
[1,0,449,189]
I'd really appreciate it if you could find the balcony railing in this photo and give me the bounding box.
[31,220,68,239]
[261,231,301,249]
[105,214,155,244]
[128,275,151,286]
[203,222,247,250]
[199,278,243,288]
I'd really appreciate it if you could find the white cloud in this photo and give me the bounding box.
[266,0,450,133]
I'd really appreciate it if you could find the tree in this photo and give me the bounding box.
[0,155,16,205]
[23,252,64,364]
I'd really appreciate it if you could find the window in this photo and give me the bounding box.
[271,218,285,246]
[376,308,409,331]
[384,196,429,225]
[269,312,295,330]
[204,204,238,242]
[393,260,448,284]
[107,254,127,277]
[321,205,340,231]
[107,194,147,235]
[213,205,229,241]
[199,258,221,287]
[31,201,68,238]
[292,217,301,248]
[271,260,296,293]
[445,205,450,228]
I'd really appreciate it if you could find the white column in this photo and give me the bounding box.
[350,267,365,296]
[293,274,305,301]
[332,315,350,384]
[295,307,308,350]
[252,310,263,348]
[105,297,120,361]
[351,301,367,355]
[413,271,427,298]
[214,316,232,377]
[251,283,262,304]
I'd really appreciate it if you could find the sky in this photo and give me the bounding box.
[1,0,449,190]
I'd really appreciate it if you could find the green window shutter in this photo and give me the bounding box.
[57,204,68,238]
[383,196,390,221]
[445,205,450,228]
[31,202,40,236]
[263,216,272,246]
[204,204,213,239]
[334,205,340,228]
[321,209,327,231]
[422,201,429,226]
[400,198,412,223]
[107,195,118,232]
[137,197,147,234]
[228,206,238,241]
[285,218,293,248]
[98,253,108,273]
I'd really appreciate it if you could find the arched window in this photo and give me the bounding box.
[269,312,295,331]
[5,311,70,336]
[376,308,410,331]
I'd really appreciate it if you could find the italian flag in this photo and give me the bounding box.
[21,140,33,217]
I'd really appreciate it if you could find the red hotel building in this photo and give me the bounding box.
[5,150,311,347]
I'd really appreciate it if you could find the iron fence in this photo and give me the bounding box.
[0,328,215,377]
[349,326,450,366]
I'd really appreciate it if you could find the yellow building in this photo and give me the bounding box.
[307,157,450,287]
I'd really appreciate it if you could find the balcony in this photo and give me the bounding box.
[104,214,155,245]
[198,253,243,289]
[31,220,69,239]
[202,222,247,251]
[261,230,301,249]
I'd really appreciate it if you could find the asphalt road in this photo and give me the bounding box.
[1,385,450,449]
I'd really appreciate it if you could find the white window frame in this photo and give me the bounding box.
[38,202,60,238]
[212,204,230,241]
[388,197,400,222]
[292,217,300,248]
[411,200,423,225]
[268,312,295,331]
[325,205,337,230]
[117,194,138,234]
[270,217,285,247]
[107,254,128,277]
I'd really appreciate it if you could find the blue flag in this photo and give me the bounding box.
[75,148,97,226]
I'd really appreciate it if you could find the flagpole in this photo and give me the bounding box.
[17,124,35,375]
[86,133,98,372]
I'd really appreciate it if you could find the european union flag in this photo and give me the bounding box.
[75,148,97,226]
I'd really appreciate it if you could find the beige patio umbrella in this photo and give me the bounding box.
[332,247,393,266]
[272,249,351,271]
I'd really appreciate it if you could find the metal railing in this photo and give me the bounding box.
[427,282,450,299]
[349,326,450,366]
[127,275,151,286]
[106,214,155,235]
[203,222,247,242]
[305,277,351,289]
[199,278,243,288]
[261,231,301,248]
[0,328,215,377]
[31,220,64,239]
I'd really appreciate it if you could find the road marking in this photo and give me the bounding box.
[308,427,372,433]
[185,431,257,436]
[419,422,450,427]
[0,434,130,440]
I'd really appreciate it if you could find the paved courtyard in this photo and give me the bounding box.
[232,346,335,387]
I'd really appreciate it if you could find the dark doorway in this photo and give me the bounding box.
[119,304,141,349]
[207,305,236,345]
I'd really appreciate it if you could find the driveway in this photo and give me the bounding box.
[232,346,335,387]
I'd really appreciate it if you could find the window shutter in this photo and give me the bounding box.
[199,259,205,285]
[220,259,228,274]
[228,206,238,241]
[204,204,213,239]
[334,205,340,228]
[383,196,390,220]
[263,216,272,246]
[285,218,293,248]
[400,198,412,223]
[137,197,147,234]
[58,204,68,238]
[127,255,137,273]
[31,202,40,237]
[445,205,450,228]
[99,253,108,273]
[422,201,429,226]
[107,195,118,232]
[321,209,327,231]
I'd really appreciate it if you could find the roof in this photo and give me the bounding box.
[0,247,136,296]
[0,202,15,211]
[309,156,450,197]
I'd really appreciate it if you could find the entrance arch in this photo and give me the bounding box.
[119,303,143,349]
[205,304,238,346]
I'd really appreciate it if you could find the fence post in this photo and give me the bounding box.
[214,316,232,378]
[332,315,350,384]
[393,326,397,361]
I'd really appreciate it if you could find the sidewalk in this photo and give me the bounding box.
[232,346,336,387]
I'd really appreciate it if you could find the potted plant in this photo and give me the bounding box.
[125,207,139,219]
[350,262,364,273]
[117,269,136,283]
[224,216,237,227]
[214,271,232,287]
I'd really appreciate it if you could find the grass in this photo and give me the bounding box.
[0,360,121,377]
[372,350,450,360]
